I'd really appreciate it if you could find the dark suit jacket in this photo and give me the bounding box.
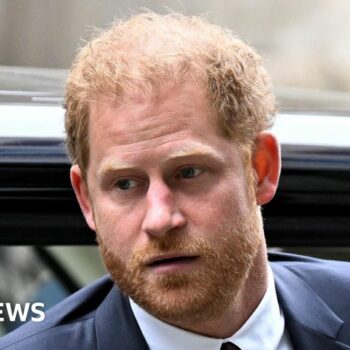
[1,253,350,349]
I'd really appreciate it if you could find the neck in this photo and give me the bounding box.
[175,242,269,338]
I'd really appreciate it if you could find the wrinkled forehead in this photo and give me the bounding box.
[86,78,228,154]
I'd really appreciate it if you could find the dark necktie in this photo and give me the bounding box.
[220,342,241,350]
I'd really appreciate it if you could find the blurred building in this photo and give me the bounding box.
[1,0,350,92]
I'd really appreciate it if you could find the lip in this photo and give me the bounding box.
[146,253,199,265]
[145,254,200,273]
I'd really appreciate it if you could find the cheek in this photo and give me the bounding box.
[187,184,247,234]
[93,199,144,259]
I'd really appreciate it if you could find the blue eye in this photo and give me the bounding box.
[179,167,203,179]
[116,179,137,190]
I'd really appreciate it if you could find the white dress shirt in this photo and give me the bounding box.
[130,266,293,350]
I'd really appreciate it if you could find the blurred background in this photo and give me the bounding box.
[1,0,350,98]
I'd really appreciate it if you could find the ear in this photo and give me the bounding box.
[70,164,96,231]
[253,131,281,205]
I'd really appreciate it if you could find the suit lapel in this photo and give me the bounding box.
[272,263,350,350]
[286,321,350,350]
[95,284,149,350]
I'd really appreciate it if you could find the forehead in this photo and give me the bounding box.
[85,79,237,178]
[88,79,221,147]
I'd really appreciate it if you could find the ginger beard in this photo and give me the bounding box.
[96,178,263,325]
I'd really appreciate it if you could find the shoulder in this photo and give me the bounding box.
[269,251,350,284]
[0,275,114,350]
[269,252,350,310]
[269,251,350,276]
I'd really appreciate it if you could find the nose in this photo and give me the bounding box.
[142,180,186,238]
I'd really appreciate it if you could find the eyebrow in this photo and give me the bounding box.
[98,142,225,178]
[98,160,136,179]
[162,143,225,163]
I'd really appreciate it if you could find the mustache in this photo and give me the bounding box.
[132,234,209,265]
[98,232,213,267]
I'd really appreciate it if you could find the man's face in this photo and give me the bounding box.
[76,80,264,324]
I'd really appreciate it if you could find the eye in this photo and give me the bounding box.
[115,179,138,190]
[178,166,203,179]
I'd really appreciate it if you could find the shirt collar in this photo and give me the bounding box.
[130,266,285,350]
[226,266,285,350]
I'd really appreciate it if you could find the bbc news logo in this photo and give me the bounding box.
[0,303,45,322]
